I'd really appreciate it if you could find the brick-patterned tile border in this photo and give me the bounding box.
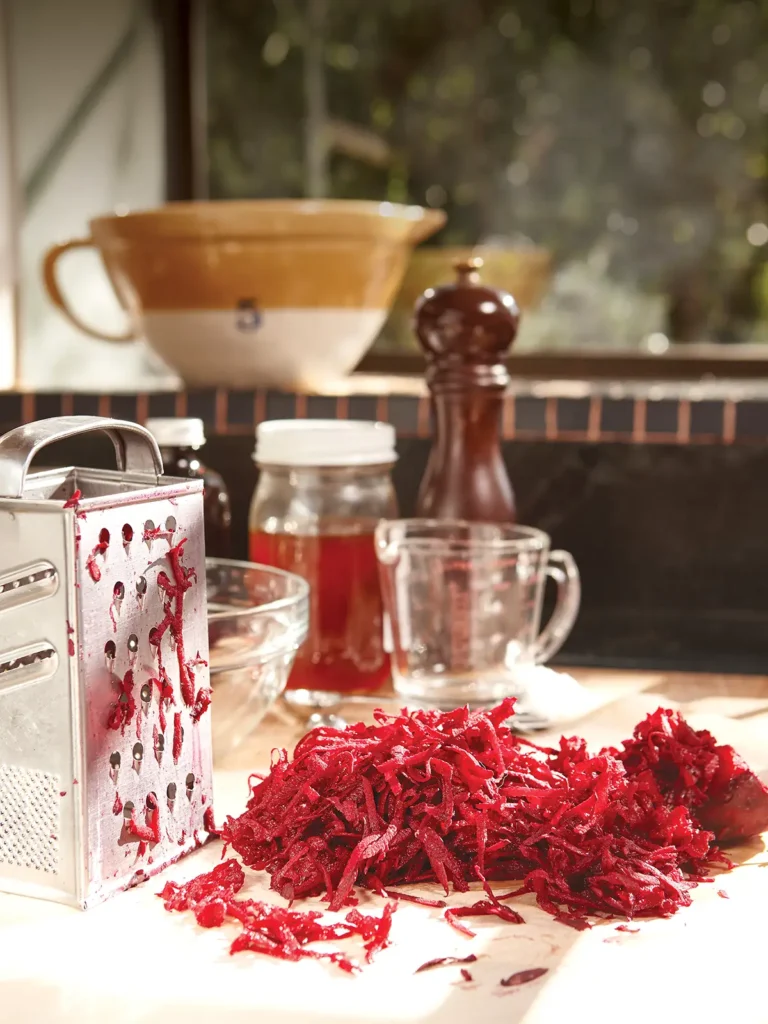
[4,381,768,445]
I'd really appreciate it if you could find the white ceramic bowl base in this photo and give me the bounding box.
[143,308,388,389]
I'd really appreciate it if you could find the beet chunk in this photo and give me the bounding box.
[611,708,768,845]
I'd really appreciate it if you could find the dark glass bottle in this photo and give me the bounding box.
[146,418,232,557]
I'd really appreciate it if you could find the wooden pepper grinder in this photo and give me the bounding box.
[414,257,519,522]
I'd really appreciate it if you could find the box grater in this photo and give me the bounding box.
[0,416,214,908]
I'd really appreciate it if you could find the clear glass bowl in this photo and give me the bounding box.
[206,558,309,760]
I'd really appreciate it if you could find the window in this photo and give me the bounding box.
[207,0,768,361]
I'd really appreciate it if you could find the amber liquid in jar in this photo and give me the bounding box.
[249,526,390,693]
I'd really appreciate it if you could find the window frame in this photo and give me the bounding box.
[0,0,18,390]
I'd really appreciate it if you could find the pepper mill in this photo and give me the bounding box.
[414,257,519,522]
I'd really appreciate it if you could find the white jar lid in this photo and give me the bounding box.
[255,419,397,467]
[145,417,206,448]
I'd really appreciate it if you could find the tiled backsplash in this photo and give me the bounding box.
[6,377,768,446]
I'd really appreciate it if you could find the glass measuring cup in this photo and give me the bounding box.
[375,519,580,709]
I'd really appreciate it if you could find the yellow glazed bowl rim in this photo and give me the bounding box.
[89,199,446,244]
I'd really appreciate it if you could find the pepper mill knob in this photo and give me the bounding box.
[414,257,520,383]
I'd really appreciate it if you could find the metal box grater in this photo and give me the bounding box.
[0,417,214,908]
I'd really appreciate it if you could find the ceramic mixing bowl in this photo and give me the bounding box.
[381,245,552,351]
[43,199,446,389]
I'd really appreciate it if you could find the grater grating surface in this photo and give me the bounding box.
[0,765,60,872]
[76,491,211,898]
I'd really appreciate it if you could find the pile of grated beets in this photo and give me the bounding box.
[222,700,768,925]
[160,700,768,970]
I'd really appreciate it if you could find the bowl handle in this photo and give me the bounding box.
[42,237,137,343]
[408,208,447,244]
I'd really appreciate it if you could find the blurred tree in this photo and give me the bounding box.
[206,0,768,347]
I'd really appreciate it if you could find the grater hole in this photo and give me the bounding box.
[110,752,121,768]
[123,800,135,820]
[148,626,159,645]
[136,576,147,596]
[113,581,125,600]
[122,523,133,543]
[165,516,177,532]
[127,634,139,653]
[144,519,155,536]
[99,527,110,545]
[140,683,152,703]
[132,742,144,763]
[167,782,176,800]
[146,792,158,811]
[104,640,116,659]
[186,773,195,793]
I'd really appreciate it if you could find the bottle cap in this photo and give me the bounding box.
[254,419,397,467]
[145,418,206,449]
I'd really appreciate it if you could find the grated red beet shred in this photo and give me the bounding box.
[152,540,199,708]
[500,967,548,987]
[106,670,135,733]
[223,700,758,924]
[172,712,183,763]
[159,859,396,972]
[416,954,478,974]
[152,669,174,734]
[460,968,474,982]
[203,806,219,836]
[128,795,161,845]
[85,527,110,582]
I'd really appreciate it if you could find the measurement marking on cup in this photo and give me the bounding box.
[447,579,472,668]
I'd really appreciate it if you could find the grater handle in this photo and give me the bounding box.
[0,416,163,498]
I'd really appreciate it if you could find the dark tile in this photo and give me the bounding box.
[599,398,634,434]
[0,393,21,428]
[265,391,297,421]
[227,391,255,427]
[110,395,138,423]
[387,396,419,434]
[306,396,339,420]
[34,394,63,420]
[645,399,679,435]
[186,390,217,424]
[148,393,178,418]
[689,400,724,437]
[72,394,101,416]
[735,400,768,440]
[557,397,590,433]
[514,396,546,433]
[346,395,378,422]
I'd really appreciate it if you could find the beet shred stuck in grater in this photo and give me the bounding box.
[0,416,214,908]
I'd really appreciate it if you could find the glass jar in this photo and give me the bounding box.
[249,419,398,693]
[146,418,232,558]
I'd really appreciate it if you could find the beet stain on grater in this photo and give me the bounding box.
[0,417,214,908]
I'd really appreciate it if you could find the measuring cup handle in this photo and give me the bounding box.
[0,416,163,498]
[531,549,581,665]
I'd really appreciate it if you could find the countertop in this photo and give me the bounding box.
[2,668,768,1024]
